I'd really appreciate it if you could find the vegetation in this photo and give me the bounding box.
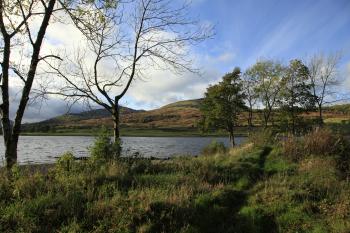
[200,68,246,147]
[280,59,315,134]
[90,127,121,160]
[0,128,349,232]
[246,60,285,127]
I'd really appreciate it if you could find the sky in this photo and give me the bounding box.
[118,0,350,110]
[11,0,350,122]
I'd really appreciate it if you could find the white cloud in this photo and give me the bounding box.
[217,52,235,62]
[123,67,220,110]
[5,4,221,122]
[345,62,350,88]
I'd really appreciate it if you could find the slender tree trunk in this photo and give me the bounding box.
[112,109,120,143]
[229,129,235,148]
[113,98,121,157]
[0,0,56,169]
[248,106,253,129]
[291,106,295,135]
[0,33,14,168]
[263,111,269,128]
[318,104,324,126]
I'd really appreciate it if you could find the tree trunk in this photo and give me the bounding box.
[112,110,120,143]
[0,32,13,169]
[318,104,324,126]
[1,0,56,169]
[229,130,235,148]
[263,113,269,128]
[291,106,295,135]
[248,107,253,129]
[5,139,18,169]
[113,99,121,157]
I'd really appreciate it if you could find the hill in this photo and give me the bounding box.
[35,106,143,126]
[21,100,350,136]
[22,99,204,134]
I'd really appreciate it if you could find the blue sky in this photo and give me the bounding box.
[191,0,350,71]
[118,0,350,111]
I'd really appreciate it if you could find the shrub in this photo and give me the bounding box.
[282,128,350,177]
[248,129,276,148]
[201,140,227,156]
[56,152,76,172]
[303,128,340,156]
[90,127,121,160]
[282,135,304,161]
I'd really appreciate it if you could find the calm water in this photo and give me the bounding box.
[0,136,246,165]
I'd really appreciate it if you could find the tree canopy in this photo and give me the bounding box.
[200,67,246,147]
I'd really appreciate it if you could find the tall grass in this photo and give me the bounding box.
[282,128,350,178]
[0,128,349,232]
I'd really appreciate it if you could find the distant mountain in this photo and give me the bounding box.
[22,99,203,131]
[37,106,143,125]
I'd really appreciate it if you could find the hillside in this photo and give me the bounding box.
[22,99,204,133]
[21,99,350,135]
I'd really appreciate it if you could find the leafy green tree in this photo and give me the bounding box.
[200,68,246,147]
[280,59,315,134]
[242,68,259,128]
[248,60,284,127]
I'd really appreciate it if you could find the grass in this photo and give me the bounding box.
[0,128,350,232]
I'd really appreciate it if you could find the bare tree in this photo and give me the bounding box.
[0,0,58,169]
[44,0,212,155]
[308,52,341,126]
[0,0,114,169]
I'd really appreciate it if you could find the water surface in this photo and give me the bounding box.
[0,136,246,165]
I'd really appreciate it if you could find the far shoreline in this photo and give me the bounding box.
[18,132,248,137]
[17,127,254,137]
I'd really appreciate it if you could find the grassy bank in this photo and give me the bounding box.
[1,129,349,232]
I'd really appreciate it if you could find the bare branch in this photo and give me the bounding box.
[39,55,63,62]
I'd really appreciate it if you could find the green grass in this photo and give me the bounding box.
[1,129,349,232]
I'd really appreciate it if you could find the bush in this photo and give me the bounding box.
[248,129,276,147]
[283,128,348,158]
[282,128,350,178]
[90,127,121,160]
[282,135,304,161]
[303,128,340,156]
[56,152,76,172]
[201,140,227,156]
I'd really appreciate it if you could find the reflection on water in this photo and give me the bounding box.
[0,136,246,165]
